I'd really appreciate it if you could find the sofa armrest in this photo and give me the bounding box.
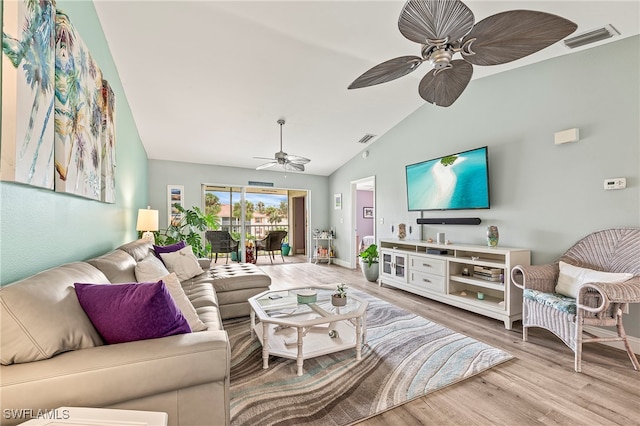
[511,263,559,293]
[0,330,229,413]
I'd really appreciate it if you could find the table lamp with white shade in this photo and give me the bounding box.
[136,207,159,243]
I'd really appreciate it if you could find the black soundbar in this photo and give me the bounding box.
[416,217,482,225]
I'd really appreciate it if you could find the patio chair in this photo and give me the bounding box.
[512,227,640,372]
[255,230,288,264]
[205,230,239,264]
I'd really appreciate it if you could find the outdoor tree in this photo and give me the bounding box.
[279,201,288,218]
[233,200,255,221]
[265,206,282,224]
[205,193,221,217]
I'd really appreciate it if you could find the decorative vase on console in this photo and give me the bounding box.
[398,223,406,240]
[487,225,499,247]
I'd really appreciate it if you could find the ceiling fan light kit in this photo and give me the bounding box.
[254,119,310,172]
[348,0,577,107]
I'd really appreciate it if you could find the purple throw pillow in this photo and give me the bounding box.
[74,281,191,344]
[153,241,186,262]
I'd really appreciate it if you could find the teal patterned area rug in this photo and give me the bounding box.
[226,292,513,426]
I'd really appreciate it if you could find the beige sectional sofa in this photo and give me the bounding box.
[0,239,271,426]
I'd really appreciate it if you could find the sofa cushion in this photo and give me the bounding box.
[75,282,191,344]
[153,241,186,261]
[182,281,223,331]
[160,246,204,281]
[162,273,207,332]
[87,250,138,284]
[555,261,634,298]
[0,263,107,365]
[117,239,154,262]
[135,254,170,282]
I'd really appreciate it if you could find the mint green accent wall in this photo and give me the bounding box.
[1,1,148,285]
[147,160,329,235]
[329,36,640,336]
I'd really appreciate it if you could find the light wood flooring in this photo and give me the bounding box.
[258,261,640,426]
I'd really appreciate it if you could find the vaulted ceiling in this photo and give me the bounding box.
[94,1,640,176]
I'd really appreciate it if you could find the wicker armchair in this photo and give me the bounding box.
[255,230,288,264]
[512,227,640,372]
[205,231,239,264]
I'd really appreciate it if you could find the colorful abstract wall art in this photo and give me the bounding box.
[54,9,105,201]
[1,0,56,189]
[2,2,117,202]
[101,80,116,203]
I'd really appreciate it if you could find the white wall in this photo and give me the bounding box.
[329,36,640,336]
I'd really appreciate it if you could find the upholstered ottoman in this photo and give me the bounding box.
[208,263,271,319]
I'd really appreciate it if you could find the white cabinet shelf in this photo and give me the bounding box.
[379,239,530,329]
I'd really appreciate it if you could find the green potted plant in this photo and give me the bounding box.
[156,204,219,258]
[332,283,348,306]
[358,243,379,282]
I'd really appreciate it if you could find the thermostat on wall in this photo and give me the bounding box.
[604,178,626,190]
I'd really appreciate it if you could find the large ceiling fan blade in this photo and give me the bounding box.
[349,56,423,89]
[461,10,577,66]
[399,0,474,44]
[256,162,277,170]
[285,162,305,172]
[253,156,276,161]
[285,154,310,164]
[418,59,473,107]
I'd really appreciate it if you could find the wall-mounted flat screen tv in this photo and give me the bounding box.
[406,146,490,211]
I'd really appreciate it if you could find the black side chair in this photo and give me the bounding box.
[255,230,288,264]
[205,231,239,264]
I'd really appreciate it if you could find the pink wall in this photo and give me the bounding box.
[356,190,374,244]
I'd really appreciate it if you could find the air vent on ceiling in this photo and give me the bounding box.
[564,24,620,49]
[358,134,377,144]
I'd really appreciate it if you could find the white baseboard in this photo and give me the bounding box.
[332,259,351,268]
[583,326,640,355]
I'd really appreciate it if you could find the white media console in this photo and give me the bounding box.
[379,239,530,329]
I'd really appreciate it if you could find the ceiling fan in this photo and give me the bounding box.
[348,0,577,107]
[255,119,311,172]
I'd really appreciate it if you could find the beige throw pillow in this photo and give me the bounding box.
[555,261,634,298]
[135,254,170,282]
[162,273,207,332]
[159,246,204,281]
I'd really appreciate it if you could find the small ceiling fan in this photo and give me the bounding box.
[348,0,577,107]
[255,119,311,172]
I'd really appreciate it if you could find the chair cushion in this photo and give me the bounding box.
[524,289,577,315]
[556,261,634,298]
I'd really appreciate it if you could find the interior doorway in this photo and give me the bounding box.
[291,193,307,256]
[350,176,375,269]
